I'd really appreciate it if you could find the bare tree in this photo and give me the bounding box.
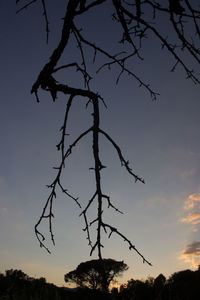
[16,0,200,264]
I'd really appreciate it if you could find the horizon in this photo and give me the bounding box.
[1,1,200,287]
[1,264,200,288]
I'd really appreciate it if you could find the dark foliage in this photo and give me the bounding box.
[0,268,112,300]
[1,267,200,299]
[64,258,128,292]
[166,268,200,300]
[117,267,200,300]
[0,269,65,300]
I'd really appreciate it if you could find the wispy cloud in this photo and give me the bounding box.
[180,194,200,268]
[180,241,200,268]
[184,193,200,210]
[181,193,200,230]
[181,212,200,225]
[183,241,200,255]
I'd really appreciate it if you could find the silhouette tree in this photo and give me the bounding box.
[168,268,200,300]
[5,269,29,281]
[17,1,200,263]
[123,278,153,300]
[0,269,68,300]
[153,274,166,299]
[64,258,128,292]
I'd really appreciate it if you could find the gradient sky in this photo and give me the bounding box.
[0,0,200,287]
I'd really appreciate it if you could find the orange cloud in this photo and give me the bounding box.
[181,212,200,225]
[180,241,200,268]
[189,194,200,201]
[184,193,200,210]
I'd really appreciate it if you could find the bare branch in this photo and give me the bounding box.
[102,194,124,214]
[75,0,106,15]
[72,27,92,89]
[80,192,98,248]
[16,0,38,13]
[80,192,97,217]
[34,127,92,252]
[103,222,152,266]
[99,129,145,183]
[73,23,159,100]
[18,0,200,266]
[120,3,200,84]
[41,0,50,43]
[56,94,75,165]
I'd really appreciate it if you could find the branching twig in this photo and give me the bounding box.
[99,129,145,183]
[103,222,152,265]
[102,194,124,214]
[16,0,38,13]
[73,23,160,100]
[56,94,75,165]
[41,0,50,43]
[34,126,92,252]
[17,0,200,266]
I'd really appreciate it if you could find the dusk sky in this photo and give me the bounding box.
[0,1,200,287]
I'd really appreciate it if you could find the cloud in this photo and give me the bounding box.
[181,193,200,231]
[180,195,200,268]
[184,193,200,210]
[189,194,200,201]
[180,241,200,268]
[183,241,200,255]
[181,212,200,225]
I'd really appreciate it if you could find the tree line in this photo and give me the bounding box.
[1,262,200,300]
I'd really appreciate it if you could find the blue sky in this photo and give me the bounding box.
[0,1,200,286]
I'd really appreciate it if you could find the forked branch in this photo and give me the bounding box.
[17,0,200,265]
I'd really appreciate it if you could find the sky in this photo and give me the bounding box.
[0,0,200,287]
